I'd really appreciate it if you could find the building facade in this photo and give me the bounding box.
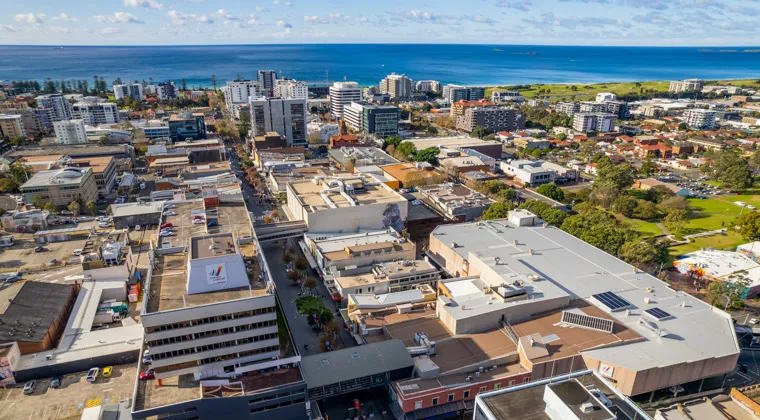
[684,108,717,130]
[344,102,400,138]
[457,107,524,133]
[113,83,145,101]
[54,119,88,144]
[257,70,277,97]
[572,113,616,133]
[20,167,98,206]
[72,102,119,125]
[0,114,25,138]
[379,73,414,99]
[555,102,580,116]
[156,82,178,101]
[35,94,73,122]
[329,82,362,119]
[415,80,442,94]
[274,79,308,99]
[221,80,258,114]
[168,113,206,142]
[669,79,705,93]
[249,97,307,146]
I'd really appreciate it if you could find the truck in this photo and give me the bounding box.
[97,300,129,315]
[93,309,123,324]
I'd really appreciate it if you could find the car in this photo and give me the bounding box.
[750,318,758,325]
[161,222,173,229]
[207,220,218,227]
[140,368,155,380]
[86,367,99,382]
[98,222,111,228]
[163,211,176,216]
[23,380,36,395]
[97,210,107,215]
[50,376,62,389]
[143,350,152,365]
[72,249,83,256]
[60,210,73,216]
[193,219,204,224]
[737,202,747,207]
[749,205,757,210]
[34,246,47,253]
[165,204,176,209]
[48,258,57,265]
[159,231,173,237]
[134,225,141,231]
[103,366,113,378]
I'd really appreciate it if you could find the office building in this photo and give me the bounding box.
[35,93,73,121]
[156,82,178,101]
[249,97,307,146]
[572,113,616,133]
[274,78,308,99]
[168,112,206,142]
[329,81,362,119]
[669,79,705,93]
[0,114,25,138]
[343,102,400,138]
[501,160,556,187]
[141,121,170,139]
[456,106,524,133]
[112,83,145,101]
[596,92,617,102]
[555,102,580,116]
[53,119,88,144]
[221,80,258,114]
[257,70,277,97]
[415,80,442,94]
[379,73,414,99]
[72,102,119,125]
[69,156,117,198]
[20,166,98,206]
[684,108,717,130]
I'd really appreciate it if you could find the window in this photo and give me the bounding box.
[447,393,455,402]
[415,401,422,410]
[478,386,486,394]
[508,380,515,387]
[494,383,501,390]
[523,378,530,383]
[431,397,438,406]
[463,390,470,399]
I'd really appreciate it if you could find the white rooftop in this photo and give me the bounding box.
[674,249,760,288]
[111,201,164,218]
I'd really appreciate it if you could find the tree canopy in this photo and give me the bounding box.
[536,183,565,202]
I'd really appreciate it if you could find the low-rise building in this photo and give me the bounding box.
[674,249,760,298]
[20,166,98,206]
[684,108,717,130]
[492,91,525,104]
[69,156,117,198]
[53,119,88,144]
[688,136,725,152]
[334,259,440,298]
[669,78,704,93]
[328,146,398,169]
[572,113,616,133]
[417,183,494,222]
[456,107,524,133]
[168,112,206,142]
[555,102,580,116]
[513,137,550,149]
[405,136,504,159]
[501,160,555,186]
[307,122,339,143]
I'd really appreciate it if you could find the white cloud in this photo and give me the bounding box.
[495,0,532,12]
[14,13,44,24]
[284,1,293,6]
[98,27,123,35]
[277,20,293,28]
[53,13,79,22]
[256,6,270,12]
[272,0,280,4]
[248,14,264,25]
[46,26,73,34]
[94,12,145,24]
[0,25,18,33]
[272,27,292,37]
[304,13,352,24]
[168,10,215,25]
[123,0,164,10]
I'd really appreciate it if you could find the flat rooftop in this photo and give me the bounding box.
[70,156,114,174]
[310,229,405,254]
[429,219,739,373]
[111,201,164,218]
[191,232,237,259]
[21,167,91,189]
[0,281,73,343]
[404,136,502,150]
[418,183,494,209]
[289,174,403,211]
[323,240,414,263]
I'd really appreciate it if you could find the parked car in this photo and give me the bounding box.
[143,350,152,365]
[72,249,83,256]
[749,205,757,210]
[134,225,141,231]
[34,246,47,253]
[165,205,176,209]
[23,380,36,395]
[160,223,173,229]
[163,211,176,216]
[193,219,204,224]
[140,368,155,380]
[159,231,173,237]
[103,366,113,378]
[86,367,99,383]
[207,220,218,227]
[98,222,112,228]
[50,376,62,389]
[750,318,758,325]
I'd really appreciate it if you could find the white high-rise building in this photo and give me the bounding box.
[684,108,716,130]
[257,70,277,97]
[329,82,362,120]
[35,94,73,122]
[221,81,258,114]
[572,113,616,133]
[113,83,145,101]
[274,79,308,100]
[415,80,442,94]
[595,92,617,103]
[249,97,308,146]
[669,78,705,93]
[72,102,119,125]
[379,73,414,99]
[54,119,88,144]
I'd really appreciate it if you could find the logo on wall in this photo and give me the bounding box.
[599,363,615,378]
[206,263,227,284]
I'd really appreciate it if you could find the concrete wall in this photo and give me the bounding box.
[307,199,408,233]
[14,348,140,382]
[113,212,161,229]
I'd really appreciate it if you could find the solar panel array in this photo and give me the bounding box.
[591,291,632,312]
[644,308,673,321]
[561,311,614,333]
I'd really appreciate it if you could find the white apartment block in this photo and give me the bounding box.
[555,102,580,116]
[343,102,364,132]
[274,79,308,100]
[0,114,25,138]
[579,101,608,113]
[113,83,145,101]
[684,108,717,130]
[72,102,119,125]
[572,112,616,133]
[307,122,339,143]
[492,91,525,103]
[222,80,258,115]
[257,70,277,97]
[329,82,362,119]
[415,80,442,93]
[595,92,617,102]
[379,73,414,99]
[156,82,178,101]
[35,93,73,122]
[54,119,88,144]
[669,78,705,93]
[249,97,308,146]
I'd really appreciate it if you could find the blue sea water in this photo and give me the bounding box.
[0,44,758,88]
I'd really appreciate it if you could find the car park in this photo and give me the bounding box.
[86,367,99,383]
[23,380,36,395]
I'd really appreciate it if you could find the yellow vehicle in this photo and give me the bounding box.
[102,366,113,378]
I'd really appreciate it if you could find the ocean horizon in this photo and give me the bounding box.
[0,43,759,88]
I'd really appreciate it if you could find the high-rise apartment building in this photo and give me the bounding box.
[579,101,608,113]
[572,113,616,132]
[684,108,716,129]
[555,102,580,116]
[35,94,73,121]
[221,80,258,114]
[669,78,705,93]
[72,102,119,125]
[443,85,485,103]
[456,107,524,133]
[415,80,442,94]
[274,79,309,100]
[113,83,145,101]
[156,82,178,101]
[257,70,277,97]
[329,82,362,120]
[343,102,400,138]
[54,119,88,144]
[379,73,414,99]
[249,97,307,146]
[0,114,25,138]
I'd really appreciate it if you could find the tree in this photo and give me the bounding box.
[472,126,491,139]
[383,135,402,150]
[414,147,439,165]
[735,212,760,240]
[664,209,690,237]
[658,196,691,214]
[678,122,688,130]
[282,253,294,264]
[639,158,655,177]
[210,74,217,91]
[537,183,565,202]
[43,202,56,213]
[555,132,567,141]
[519,200,567,226]
[84,201,97,216]
[481,201,513,220]
[287,270,301,282]
[294,257,308,271]
[612,195,638,218]
[303,277,318,294]
[395,142,417,161]
[9,162,32,186]
[0,178,17,193]
[703,150,753,190]
[618,240,667,272]
[750,149,760,176]
[68,201,81,217]
[633,199,659,220]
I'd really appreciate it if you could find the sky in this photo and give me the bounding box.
[1,0,760,46]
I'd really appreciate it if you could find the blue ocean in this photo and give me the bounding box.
[0,44,758,87]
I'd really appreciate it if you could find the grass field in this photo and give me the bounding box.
[681,197,743,234]
[628,219,664,238]
[669,231,745,257]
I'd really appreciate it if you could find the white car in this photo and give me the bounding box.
[98,222,112,228]
[72,249,83,256]
[163,211,176,216]
[736,201,747,207]
[750,318,758,325]
[165,205,176,209]
[749,205,757,210]
[193,219,205,224]
[159,231,173,237]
